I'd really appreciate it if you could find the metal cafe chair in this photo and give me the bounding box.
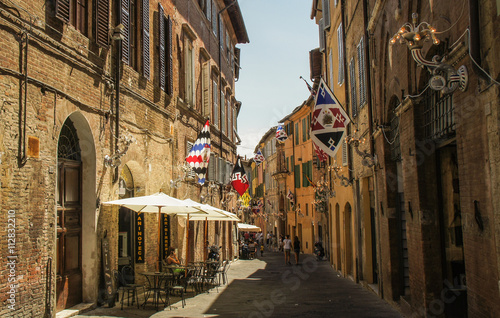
[113,270,145,309]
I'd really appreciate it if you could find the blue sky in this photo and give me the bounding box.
[235,0,319,159]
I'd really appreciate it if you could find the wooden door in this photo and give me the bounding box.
[56,160,82,310]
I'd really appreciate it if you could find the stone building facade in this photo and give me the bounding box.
[314,0,500,317]
[0,0,248,316]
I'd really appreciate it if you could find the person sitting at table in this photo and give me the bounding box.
[166,247,181,265]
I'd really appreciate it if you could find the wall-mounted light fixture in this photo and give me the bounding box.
[104,134,136,167]
[328,163,352,187]
[345,132,377,167]
[390,13,468,94]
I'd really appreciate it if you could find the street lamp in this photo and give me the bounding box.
[390,13,468,94]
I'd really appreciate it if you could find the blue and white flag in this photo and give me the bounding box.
[311,79,350,159]
[254,148,265,166]
[186,120,211,184]
[276,124,288,143]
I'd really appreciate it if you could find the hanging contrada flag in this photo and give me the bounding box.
[254,148,265,166]
[231,157,249,196]
[313,142,329,162]
[311,79,350,159]
[185,120,211,184]
[241,192,251,207]
[276,124,288,143]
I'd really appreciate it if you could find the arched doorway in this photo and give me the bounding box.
[56,113,96,311]
[344,203,353,276]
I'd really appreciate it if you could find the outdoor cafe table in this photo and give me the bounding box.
[139,271,171,310]
[163,265,189,285]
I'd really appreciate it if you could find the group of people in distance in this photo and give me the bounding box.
[239,231,303,264]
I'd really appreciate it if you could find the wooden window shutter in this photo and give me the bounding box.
[158,4,165,91]
[234,47,241,79]
[357,37,367,106]
[142,0,150,79]
[337,23,345,84]
[55,0,70,23]
[349,58,357,117]
[120,0,130,65]
[96,0,109,47]
[342,142,348,166]
[208,154,216,181]
[309,48,322,81]
[319,18,325,53]
[202,61,211,117]
[166,16,173,95]
[322,0,331,30]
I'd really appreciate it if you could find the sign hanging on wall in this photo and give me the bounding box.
[161,214,170,261]
[135,213,145,263]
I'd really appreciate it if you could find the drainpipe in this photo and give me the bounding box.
[363,0,383,298]
[114,37,121,183]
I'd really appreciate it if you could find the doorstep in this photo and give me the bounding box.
[56,303,95,318]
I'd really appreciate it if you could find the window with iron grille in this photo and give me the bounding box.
[422,88,455,141]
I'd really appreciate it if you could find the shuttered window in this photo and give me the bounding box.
[96,0,109,47]
[221,90,226,134]
[228,104,232,141]
[328,49,334,87]
[322,0,330,30]
[208,154,216,181]
[295,123,299,145]
[202,61,211,117]
[294,165,301,188]
[213,78,219,127]
[55,0,87,36]
[186,142,197,178]
[349,58,358,117]
[158,4,165,90]
[55,0,70,23]
[319,18,325,53]
[337,23,345,85]
[211,0,217,35]
[342,142,348,166]
[120,0,130,65]
[166,16,173,95]
[141,0,150,79]
[302,118,307,142]
[219,17,224,51]
[234,47,241,79]
[185,39,195,106]
[358,37,367,107]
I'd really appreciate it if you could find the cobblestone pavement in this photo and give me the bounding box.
[75,251,404,318]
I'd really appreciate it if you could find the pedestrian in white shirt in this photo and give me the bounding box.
[283,235,292,265]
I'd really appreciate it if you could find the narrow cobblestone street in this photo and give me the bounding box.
[76,251,403,318]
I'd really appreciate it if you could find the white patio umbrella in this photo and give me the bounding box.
[237,223,261,232]
[102,192,207,270]
[180,199,240,261]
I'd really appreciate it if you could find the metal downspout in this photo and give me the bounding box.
[363,0,383,298]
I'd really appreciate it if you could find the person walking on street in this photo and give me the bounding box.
[293,236,301,265]
[283,235,292,265]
